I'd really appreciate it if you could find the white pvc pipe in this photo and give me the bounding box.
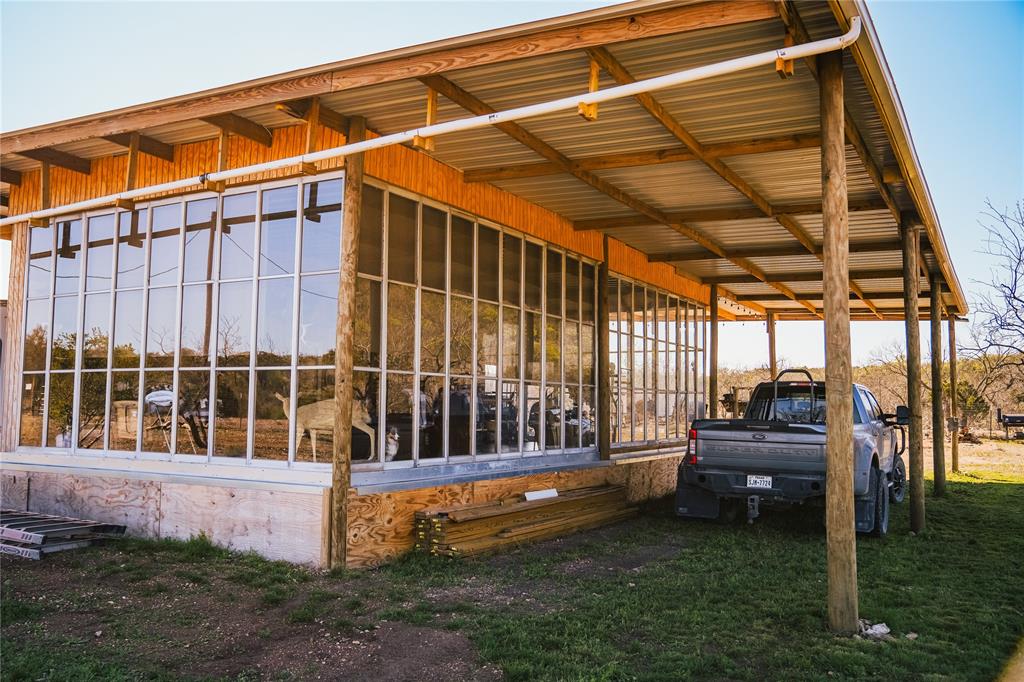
[2,17,861,228]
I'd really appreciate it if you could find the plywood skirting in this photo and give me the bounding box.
[1,473,30,510]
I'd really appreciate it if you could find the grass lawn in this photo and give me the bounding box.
[2,442,1023,681]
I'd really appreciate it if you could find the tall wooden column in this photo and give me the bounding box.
[901,217,925,532]
[597,235,611,460]
[948,314,959,472]
[708,284,719,418]
[930,276,946,496]
[820,50,858,635]
[766,311,777,379]
[331,115,367,569]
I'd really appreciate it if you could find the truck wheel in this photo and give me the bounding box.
[889,456,907,504]
[872,466,890,537]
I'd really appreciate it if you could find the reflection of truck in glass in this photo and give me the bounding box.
[676,370,909,536]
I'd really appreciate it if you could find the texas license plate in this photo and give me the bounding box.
[746,475,773,489]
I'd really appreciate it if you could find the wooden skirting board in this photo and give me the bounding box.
[0,454,681,569]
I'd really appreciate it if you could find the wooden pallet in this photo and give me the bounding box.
[0,510,126,560]
[414,486,635,558]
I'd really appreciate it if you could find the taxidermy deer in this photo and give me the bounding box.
[275,393,376,462]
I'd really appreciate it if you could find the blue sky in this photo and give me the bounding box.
[2,1,1021,367]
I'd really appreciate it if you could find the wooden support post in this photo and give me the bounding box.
[902,216,926,532]
[597,234,611,460]
[820,50,858,636]
[708,285,719,418]
[331,115,367,569]
[300,97,321,176]
[412,88,438,151]
[30,162,51,227]
[578,59,600,121]
[731,386,739,418]
[948,313,959,473]
[930,276,946,496]
[766,311,777,379]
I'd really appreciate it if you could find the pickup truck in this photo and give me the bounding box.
[676,370,908,536]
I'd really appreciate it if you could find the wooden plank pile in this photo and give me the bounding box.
[414,485,635,557]
[0,510,126,560]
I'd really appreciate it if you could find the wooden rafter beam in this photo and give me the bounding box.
[704,268,907,285]
[102,132,174,162]
[465,133,821,183]
[574,197,889,231]
[0,167,21,185]
[420,72,812,317]
[275,98,351,136]
[736,291,925,302]
[587,45,882,320]
[17,147,91,175]
[648,238,904,263]
[200,113,273,147]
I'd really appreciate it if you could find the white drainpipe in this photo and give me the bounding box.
[1,17,861,228]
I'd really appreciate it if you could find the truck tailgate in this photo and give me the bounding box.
[696,421,825,475]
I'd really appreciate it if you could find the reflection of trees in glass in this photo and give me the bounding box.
[218,315,248,366]
[50,331,78,370]
[23,325,48,370]
[77,373,107,448]
[46,374,75,447]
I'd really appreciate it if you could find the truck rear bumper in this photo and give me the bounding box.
[676,466,824,514]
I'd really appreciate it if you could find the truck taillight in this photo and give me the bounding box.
[687,428,698,464]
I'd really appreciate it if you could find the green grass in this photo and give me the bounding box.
[2,469,1022,681]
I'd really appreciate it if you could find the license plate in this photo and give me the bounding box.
[746,475,773,489]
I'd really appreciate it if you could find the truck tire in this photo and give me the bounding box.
[889,456,907,504]
[872,466,890,537]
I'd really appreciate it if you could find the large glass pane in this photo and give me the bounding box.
[54,219,82,295]
[50,296,78,371]
[85,214,115,291]
[116,209,147,289]
[148,204,180,287]
[180,284,214,367]
[19,375,45,447]
[477,302,498,378]
[581,262,595,324]
[523,311,541,382]
[448,377,472,457]
[82,293,109,370]
[301,179,343,273]
[220,192,257,280]
[108,373,140,452]
[502,306,520,379]
[352,371,379,462]
[417,375,445,460]
[217,281,251,367]
[524,242,542,311]
[354,278,381,368]
[580,386,596,448]
[449,296,473,376]
[388,193,417,284]
[421,205,447,290]
[525,382,542,451]
[358,185,383,277]
[295,369,336,463]
[619,281,633,334]
[450,216,474,295]
[565,384,581,449]
[146,287,177,368]
[420,291,445,373]
[260,186,297,276]
[298,273,339,365]
[582,324,595,385]
[500,381,520,454]
[22,299,49,371]
[112,290,143,368]
[546,250,562,317]
[386,283,415,371]
[46,373,75,447]
[544,387,561,449]
[257,277,294,365]
[476,379,498,455]
[177,370,210,456]
[141,371,174,453]
[214,371,249,457]
[253,369,291,461]
[564,321,579,383]
[478,225,499,302]
[502,235,521,306]
[27,224,53,299]
[383,373,414,462]
[545,316,561,382]
[183,198,218,283]
[565,257,579,321]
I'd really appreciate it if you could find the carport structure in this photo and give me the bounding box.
[1,1,965,634]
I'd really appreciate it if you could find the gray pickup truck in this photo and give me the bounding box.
[676,370,908,536]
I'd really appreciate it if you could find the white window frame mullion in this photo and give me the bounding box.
[245,188,263,464]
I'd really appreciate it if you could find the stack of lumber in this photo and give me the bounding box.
[414,485,635,557]
[1,510,126,560]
